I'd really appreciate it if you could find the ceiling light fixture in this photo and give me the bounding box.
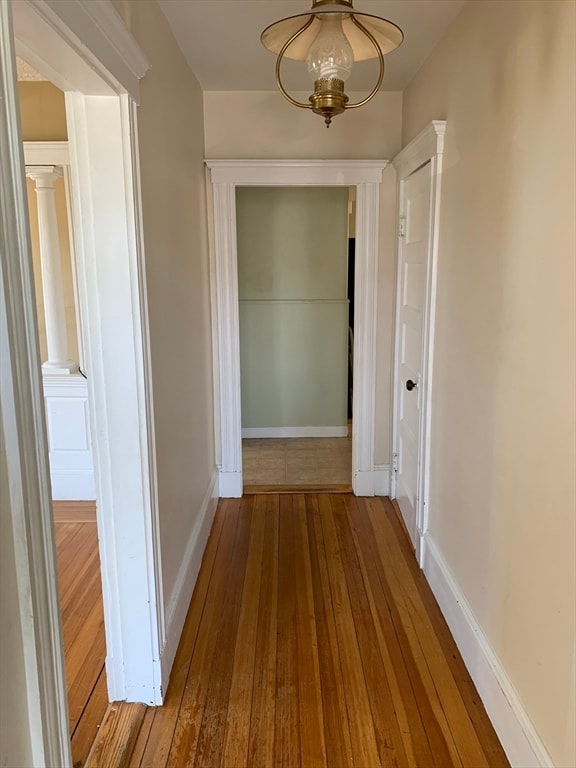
[261,0,403,127]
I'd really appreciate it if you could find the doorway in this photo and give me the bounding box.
[206,160,387,497]
[19,78,106,759]
[236,185,352,490]
[3,3,162,763]
[391,121,446,564]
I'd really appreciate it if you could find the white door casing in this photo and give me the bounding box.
[1,7,71,764]
[392,121,446,564]
[394,162,431,549]
[206,160,387,498]
[8,0,166,741]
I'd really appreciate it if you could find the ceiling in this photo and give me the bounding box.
[158,0,466,92]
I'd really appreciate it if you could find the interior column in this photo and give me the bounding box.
[26,165,78,374]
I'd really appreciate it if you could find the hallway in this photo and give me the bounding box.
[89,494,509,768]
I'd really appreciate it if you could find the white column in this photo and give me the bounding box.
[26,166,77,374]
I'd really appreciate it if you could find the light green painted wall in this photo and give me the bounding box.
[237,187,349,429]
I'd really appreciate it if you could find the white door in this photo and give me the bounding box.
[394,162,432,548]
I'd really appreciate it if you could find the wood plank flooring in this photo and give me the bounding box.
[90,494,509,768]
[54,501,108,768]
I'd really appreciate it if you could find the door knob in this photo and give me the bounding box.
[406,379,417,391]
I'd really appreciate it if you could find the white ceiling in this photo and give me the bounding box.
[158,0,466,92]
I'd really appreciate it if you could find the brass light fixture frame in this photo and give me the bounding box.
[261,0,402,126]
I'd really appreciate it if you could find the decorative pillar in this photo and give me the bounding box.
[26,166,77,374]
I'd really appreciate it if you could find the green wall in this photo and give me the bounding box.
[237,186,349,430]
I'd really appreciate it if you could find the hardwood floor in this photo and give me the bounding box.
[89,493,509,768]
[54,501,108,768]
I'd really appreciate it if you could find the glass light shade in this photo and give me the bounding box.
[306,15,353,82]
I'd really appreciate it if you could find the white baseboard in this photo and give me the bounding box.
[50,468,96,500]
[422,534,554,768]
[241,426,348,439]
[353,469,375,496]
[219,470,243,498]
[373,464,391,496]
[160,470,218,689]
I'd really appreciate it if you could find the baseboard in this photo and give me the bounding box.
[353,469,375,496]
[422,534,555,768]
[160,470,218,690]
[241,426,348,438]
[50,468,96,500]
[373,464,391,496]
[219,470,243,498]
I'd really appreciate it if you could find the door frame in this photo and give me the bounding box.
[391,121,446,564]
[2,1,163,762]
[11,0,165,702]
[206,160,387,497]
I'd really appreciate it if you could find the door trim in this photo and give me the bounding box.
[391,121,446,564]
[8,0,164,732]
[205,160,387,497]
[1,8,70,763]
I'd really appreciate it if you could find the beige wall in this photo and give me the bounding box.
[18,83,78,365]
[204,90,402,160]
[204,90,402,464]
[18,81,67,141]
[402,2,576,765]
[111,0,215,609]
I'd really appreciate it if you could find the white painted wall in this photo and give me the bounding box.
[204,91,402,466]
[402,2,576,765]
[237,186,349,431]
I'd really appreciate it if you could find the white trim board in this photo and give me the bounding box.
[422,535,555,768]
[206,159,386,498]
[50,468,95,500]
[0,5,71,763]
[12,0,150,99]
[242,427,348,439]
[160,470,218,688]
[65,92,163,704]
[373,464,391,496]
[391,121,446,560]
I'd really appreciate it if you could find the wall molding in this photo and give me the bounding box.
[422,534,555,768]
[13,0,150,100]
[50,468,95,500]
[206,159,386,498]
[239,298,349,306]
[43,373,95,501]
[373,464,391,496]
[393,120,446,178]
[242,426,348,439]
[161,471,219,687]
[23,140,69,166]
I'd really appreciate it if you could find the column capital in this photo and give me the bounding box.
[26,166,63,186]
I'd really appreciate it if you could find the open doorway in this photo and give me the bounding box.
[206,159,386,498]
[236,185,353,491]
[2,4,166,763]
[18,71,106,763]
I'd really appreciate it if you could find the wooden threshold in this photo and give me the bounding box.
[243,483,352,495]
